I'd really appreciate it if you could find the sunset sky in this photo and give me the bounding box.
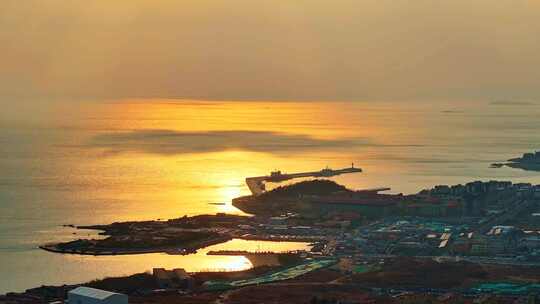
[4,2,540,294]
[2,0,540,110]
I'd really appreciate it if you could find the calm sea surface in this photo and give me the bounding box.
[2,100,540,293]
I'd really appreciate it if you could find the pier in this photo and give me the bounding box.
[245,164,362,195]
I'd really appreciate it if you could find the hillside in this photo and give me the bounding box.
[233,180,350,216]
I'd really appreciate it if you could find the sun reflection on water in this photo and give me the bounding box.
[216,185,244,214]
[56,239,310,277]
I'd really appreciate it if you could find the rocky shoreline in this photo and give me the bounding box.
[39,235,230,256]
[38,214,251,256]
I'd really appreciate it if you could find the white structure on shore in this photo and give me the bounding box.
[68,287,128,304]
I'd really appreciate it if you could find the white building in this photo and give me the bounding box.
[68,287,128,304]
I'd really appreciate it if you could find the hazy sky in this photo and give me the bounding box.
[2,0,540,106]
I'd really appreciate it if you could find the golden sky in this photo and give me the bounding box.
[2,0,540,106]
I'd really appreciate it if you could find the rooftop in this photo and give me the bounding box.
[68,287,123,300]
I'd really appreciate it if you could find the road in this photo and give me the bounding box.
[354,253,540,267]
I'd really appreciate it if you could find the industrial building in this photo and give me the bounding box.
[68,287,128,304]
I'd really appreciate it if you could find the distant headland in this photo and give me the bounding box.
[491,151,540,171]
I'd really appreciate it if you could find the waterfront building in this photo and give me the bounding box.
[523,153,535,161]
[466,181,485,193]
[534,186,540,198]
[153,268,194,289]
[433,185,451,195]
[309,193,399,218]
[450,184,466,196]
[68,287,128,304]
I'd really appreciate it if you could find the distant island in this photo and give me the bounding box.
[491,151,540,171]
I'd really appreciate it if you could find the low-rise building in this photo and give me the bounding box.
[68,287,128,304]
[153,268,194,289]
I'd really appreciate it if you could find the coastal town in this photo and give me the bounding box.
[3,168,540,303]
[6,2,540,304]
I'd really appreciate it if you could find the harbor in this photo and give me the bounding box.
[245,164,362,195]
[6,167,540,303]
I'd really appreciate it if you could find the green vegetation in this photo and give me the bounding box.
[56,231,220,250]
[233,180,350,216]
[353,264,378,274]
[344,258,487,289]
[85,272,157,294]
[472,282,540,295]
[277,253,304,266]
[204,259,337,291]
[261,180,349,199]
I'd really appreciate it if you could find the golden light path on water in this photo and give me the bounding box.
[50,100,417,222]
[45,99,540,226]
[4,99,540,293]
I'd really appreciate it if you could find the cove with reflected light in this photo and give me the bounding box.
[62,238,312,274]
[0,239,311,294]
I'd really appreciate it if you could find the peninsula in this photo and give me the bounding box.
[492,151,540,171]
[39,214,249,255]
[245,164,362,195]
